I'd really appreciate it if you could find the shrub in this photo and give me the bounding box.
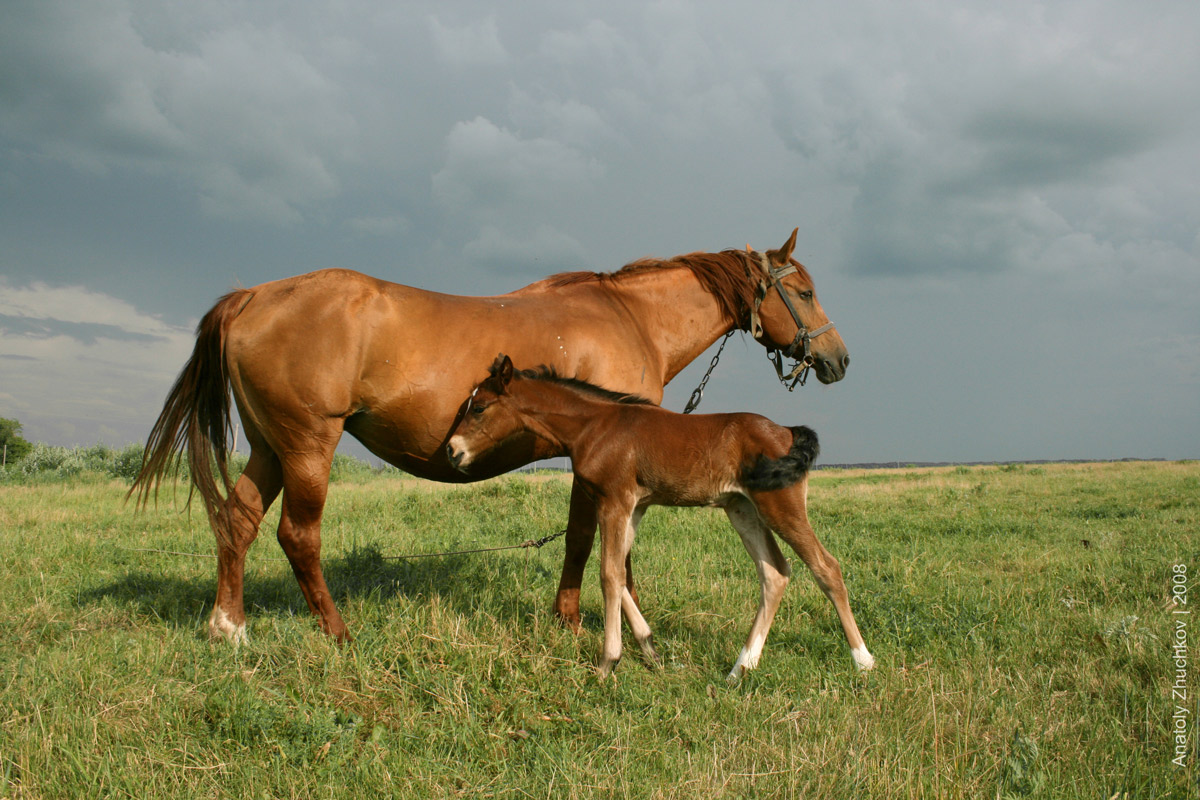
[110,444,146,481]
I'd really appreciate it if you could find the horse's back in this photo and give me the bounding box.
[219,268,662,474]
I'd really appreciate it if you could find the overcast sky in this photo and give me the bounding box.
[2,0,1197,465]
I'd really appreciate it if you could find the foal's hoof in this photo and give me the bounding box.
[638,638,663,670]
[852,647,876,672]
[596,658,619,680]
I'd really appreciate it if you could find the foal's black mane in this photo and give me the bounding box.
[514,365,655,406]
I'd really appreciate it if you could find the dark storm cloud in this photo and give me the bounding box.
[1,0,1197,459]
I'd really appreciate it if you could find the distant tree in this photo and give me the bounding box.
[0,417,33,465]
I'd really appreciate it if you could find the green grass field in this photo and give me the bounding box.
[1,461,1196,798]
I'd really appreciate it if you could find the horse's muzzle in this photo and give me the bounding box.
[445,443,467,472]
[814,353,850,384]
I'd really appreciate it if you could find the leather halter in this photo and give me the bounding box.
[747,252,836,390]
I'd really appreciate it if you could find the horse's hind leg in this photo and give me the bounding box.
[209,443,283,643]
[724,496,792,683]
[275,446,350,641]
[752,481,875,671]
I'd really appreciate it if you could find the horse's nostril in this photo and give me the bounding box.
[841,354,850,370]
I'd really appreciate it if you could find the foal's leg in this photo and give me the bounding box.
[555,479,639,632]
[723,496,792,683]
[208,442,283,643]
[618,507,661,668]
[275,442,351,642]
[752,481,875,671]
[596,498,640,678]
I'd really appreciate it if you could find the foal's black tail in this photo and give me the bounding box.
[741,426,820,491]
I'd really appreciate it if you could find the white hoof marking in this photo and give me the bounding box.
[852,646,875,671]
[209,607,247,646]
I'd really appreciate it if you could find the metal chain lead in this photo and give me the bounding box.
[683,331,734,414]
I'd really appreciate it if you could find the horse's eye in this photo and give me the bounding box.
[472,404,486,416]
[799,290,813,301]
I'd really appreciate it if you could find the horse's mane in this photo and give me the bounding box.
[513,365,655,406]
[547,250,808,328]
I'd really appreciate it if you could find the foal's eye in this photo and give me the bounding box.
[471,404,486,416]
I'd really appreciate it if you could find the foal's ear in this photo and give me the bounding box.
[490,352,514,388]
[490,352,508,376]
[767,227,799,265]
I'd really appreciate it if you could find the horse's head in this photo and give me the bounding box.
[747,229,849,386]
[446,353,521,471]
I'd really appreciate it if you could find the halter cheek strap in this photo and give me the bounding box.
[747,252,836,390]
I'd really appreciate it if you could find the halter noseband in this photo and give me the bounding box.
[747,252,836,390]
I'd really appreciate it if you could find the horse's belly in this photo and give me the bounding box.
[346,410,558,483]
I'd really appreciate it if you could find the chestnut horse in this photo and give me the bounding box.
[447,355,874,680]
[132,229,849,644]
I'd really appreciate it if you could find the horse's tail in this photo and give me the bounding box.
[129,289,253,531]
[741,425,820,491]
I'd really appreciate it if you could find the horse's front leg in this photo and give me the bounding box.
[555,479,640,632]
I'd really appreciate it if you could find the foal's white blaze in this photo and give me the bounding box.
[209,606,247,646]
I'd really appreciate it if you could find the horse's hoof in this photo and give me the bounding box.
[208,608,248,646]
[554,610,583,635]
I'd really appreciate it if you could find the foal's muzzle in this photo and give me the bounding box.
[445,443,467,472]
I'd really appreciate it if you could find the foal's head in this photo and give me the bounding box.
[445,354,522,471]
[446,354,653,471]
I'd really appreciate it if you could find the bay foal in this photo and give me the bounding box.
[447,355,875,681]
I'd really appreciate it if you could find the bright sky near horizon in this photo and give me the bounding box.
[1,0,1197,465]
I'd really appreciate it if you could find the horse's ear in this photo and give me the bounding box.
[768,227,798,265]
[489,352,507,377]
[498,354,514,387]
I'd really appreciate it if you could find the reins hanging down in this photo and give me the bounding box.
[378,528,566,560]
[122,529,567,563]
